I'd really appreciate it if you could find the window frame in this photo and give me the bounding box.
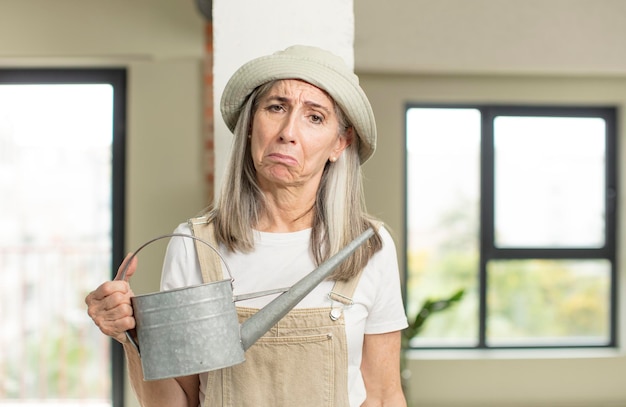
[404,103,618,349]
[0,68,127,404]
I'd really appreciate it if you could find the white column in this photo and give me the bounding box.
[212,0,355,195]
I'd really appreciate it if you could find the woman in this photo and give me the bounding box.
[86,45,408,407]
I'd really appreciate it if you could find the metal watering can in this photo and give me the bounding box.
[119,227,374,381]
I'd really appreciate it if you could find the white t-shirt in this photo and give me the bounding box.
[160,222,408,407]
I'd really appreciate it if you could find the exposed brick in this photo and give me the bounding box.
[203,21,215,202]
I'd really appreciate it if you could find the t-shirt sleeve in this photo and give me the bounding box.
[363,227,409,334]
[160,223,204,291]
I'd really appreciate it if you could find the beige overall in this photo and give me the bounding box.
[189,217,364,407]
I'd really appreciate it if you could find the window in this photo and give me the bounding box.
[405,105,617,349]
[0,69,126,405]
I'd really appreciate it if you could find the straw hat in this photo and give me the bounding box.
[220,45,377,164]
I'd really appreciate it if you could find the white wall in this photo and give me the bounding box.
[0,0,203,60]
[355,0,626,77]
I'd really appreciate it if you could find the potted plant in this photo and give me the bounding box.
[401,289,465,403]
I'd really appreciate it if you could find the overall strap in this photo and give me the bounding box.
[329,220,384,306]
[189,217,384,306]
[188,216,224,283]
[329,276,362,306]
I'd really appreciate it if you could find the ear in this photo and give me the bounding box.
[332,127,353,159]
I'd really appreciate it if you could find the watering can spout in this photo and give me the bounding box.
[239,227,375,351]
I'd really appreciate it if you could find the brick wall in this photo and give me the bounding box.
[203,21,215,203]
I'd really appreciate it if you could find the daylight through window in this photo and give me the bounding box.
[405,105,617,349]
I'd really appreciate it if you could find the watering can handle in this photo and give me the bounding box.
[115,233,233,355]
[118,233,233,281]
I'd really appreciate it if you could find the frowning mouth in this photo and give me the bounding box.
[267,153,298,166]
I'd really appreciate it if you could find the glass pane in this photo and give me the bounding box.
[405,108,480,346]
[487,259,610,346]
[0,84,113,404]
[494,116,606,248]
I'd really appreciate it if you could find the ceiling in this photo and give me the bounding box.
[353,0,626,77]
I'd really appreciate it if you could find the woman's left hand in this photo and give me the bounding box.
[360,330,407,407]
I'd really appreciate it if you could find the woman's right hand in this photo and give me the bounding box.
[85,253,138,344]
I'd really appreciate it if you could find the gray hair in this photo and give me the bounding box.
[208,80,381,280]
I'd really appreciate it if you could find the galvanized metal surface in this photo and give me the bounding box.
[123,228,374,380]
[133,279,244,380]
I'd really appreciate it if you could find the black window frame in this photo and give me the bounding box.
[404,103,618,349]
[0,68,127,404]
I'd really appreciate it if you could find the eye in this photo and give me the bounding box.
[266,104,284,113]
[310,114,324,124]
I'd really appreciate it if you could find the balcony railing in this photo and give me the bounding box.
[0,243,112,405]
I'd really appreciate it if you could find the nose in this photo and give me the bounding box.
[279,112,299,143]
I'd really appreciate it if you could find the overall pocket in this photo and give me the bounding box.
[204,307,349,407]
[207,333,335,407]
[225,333,335,407]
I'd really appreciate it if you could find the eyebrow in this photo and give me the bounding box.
[265,95,333,115]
